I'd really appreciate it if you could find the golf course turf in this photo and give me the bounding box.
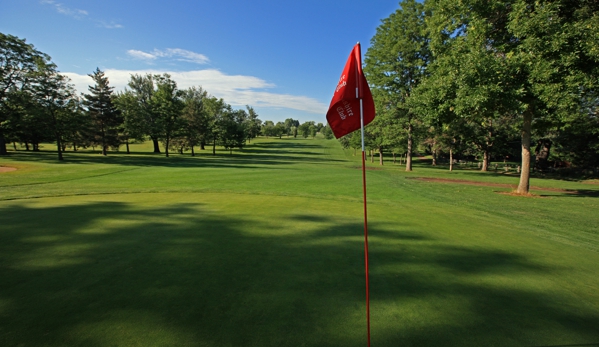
[1,137,598,346]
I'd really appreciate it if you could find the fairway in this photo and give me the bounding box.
[1,138,599,347]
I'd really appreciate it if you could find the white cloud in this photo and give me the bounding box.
[127,48,209,65]
[40,1,123,28]
[40,0,88,19]
[63,69,327,114]
[97,21,124,29]
[126,50,157,61]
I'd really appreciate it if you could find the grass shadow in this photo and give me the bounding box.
[1,201,598,346]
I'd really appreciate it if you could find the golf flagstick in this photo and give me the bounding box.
[325,42,376,347]
[356,42,371,347]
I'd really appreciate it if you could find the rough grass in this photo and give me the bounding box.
[1,138,599,347]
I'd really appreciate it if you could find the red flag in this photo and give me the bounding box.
[326,44,375,139]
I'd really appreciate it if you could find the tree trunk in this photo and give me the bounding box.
[517,109,533,194]
[13,142,17,151]
[0,130,7,155]
[449,148,454,172]
[200,141,205,150]
[126,140,130,154]
[393,152,396,164]
[101,125,107,156]
[56,133,64,161]
[165,138,170,157]
[535,139,552,171]
[432,139,437,166]
[481,150,490,171]
[379,148,383,166]
[191,146,195,157]
[212,139,216,156]
[406,123,413,171]
[25,142,30,151]
[152,138,161,153]
[370,150,373,163]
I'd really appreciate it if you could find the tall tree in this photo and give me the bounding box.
[179,86,208,156]
[84,68,121,156]
[364,0,431,171]
[508,0,599,192]
[33,66,77,160]
[204,96,229,155]
[151,74,184,157]
[124,74,161,153]
[219,109,247,154]
[0,33,52,155]
[245,106,262,142]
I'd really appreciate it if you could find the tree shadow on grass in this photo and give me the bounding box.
[538,189,599,198]
[4,141,342,169]
[0,201,598,346]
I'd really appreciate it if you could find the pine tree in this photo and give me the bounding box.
[84,68,121,156]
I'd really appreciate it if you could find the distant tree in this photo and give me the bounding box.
[298,121,314,138]
[84,68,121,156]
[204,96,229,155]
[60,97,90,152]
[274,122,286,139]
[283,118,298,136]
[316,122,324,133]
[122,74,161,153]
[151,74,184,157]
[309,125,317,138]
[322,125,334,140]
[245,106,262,142]
[178,86,208,156]
[262,120,275,137]
[219,109,247,154]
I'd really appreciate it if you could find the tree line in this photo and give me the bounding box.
[354,0,597,193]
[1,32,332,160]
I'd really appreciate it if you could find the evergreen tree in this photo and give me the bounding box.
[84,68,121,156]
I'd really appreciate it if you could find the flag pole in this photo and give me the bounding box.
[356,42,371,347]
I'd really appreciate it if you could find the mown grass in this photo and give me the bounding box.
[1,137,599,347]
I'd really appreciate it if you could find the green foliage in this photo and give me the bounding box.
[283,118,299,136]
[244,106,262,142]
[150,74,184,157]
[322,125,334,140]
[508,0,599,118]
[0,32,53,155]
[298,121,314,138]
[364,0,431,170]
[84,68,122,156]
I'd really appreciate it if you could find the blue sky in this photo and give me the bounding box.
[2,0,399,123]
